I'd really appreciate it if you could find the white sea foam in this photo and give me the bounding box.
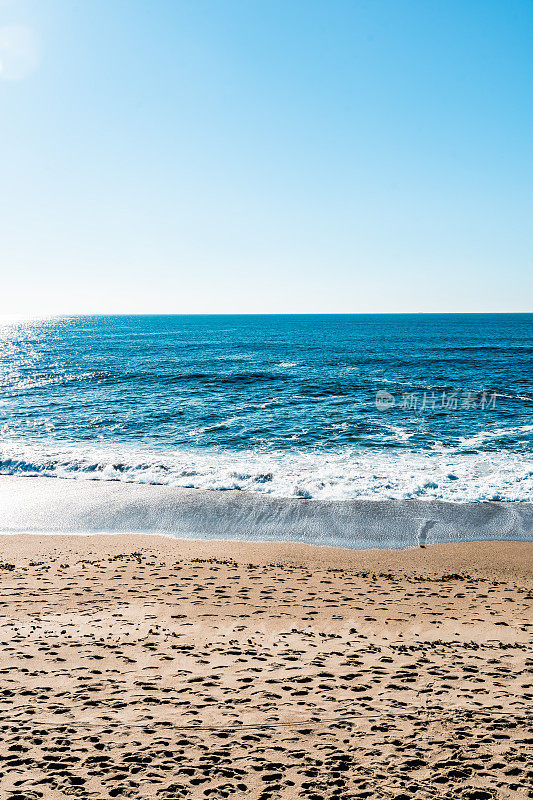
[0,440,532,502]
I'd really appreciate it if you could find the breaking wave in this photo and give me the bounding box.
[0,440,532,502]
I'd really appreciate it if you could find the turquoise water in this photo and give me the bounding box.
[0,314,532,501]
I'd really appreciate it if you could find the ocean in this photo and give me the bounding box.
[0,313,532,505]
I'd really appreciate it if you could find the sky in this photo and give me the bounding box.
[0,0,532,315]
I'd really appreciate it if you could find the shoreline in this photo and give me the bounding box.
[1,474,532,549]
[0,529,533,561]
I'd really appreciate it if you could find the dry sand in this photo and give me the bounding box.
[0,535,531,800]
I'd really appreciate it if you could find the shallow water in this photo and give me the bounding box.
[1,477,532,548]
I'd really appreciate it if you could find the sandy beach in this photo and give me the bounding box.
[2,0,533,796]
[0,534,530,800]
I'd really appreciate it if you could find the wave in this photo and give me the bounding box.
[0,475,531,548]
[0,440,532,502]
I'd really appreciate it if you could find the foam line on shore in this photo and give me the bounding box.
[0,476,531,549]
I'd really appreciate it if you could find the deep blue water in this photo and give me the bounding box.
[0,314,532,500]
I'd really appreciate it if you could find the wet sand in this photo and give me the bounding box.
[0,535,531,800]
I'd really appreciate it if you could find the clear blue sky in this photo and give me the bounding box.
[1,0,532,314]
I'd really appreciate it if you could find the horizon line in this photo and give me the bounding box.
[1,311,532,322]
